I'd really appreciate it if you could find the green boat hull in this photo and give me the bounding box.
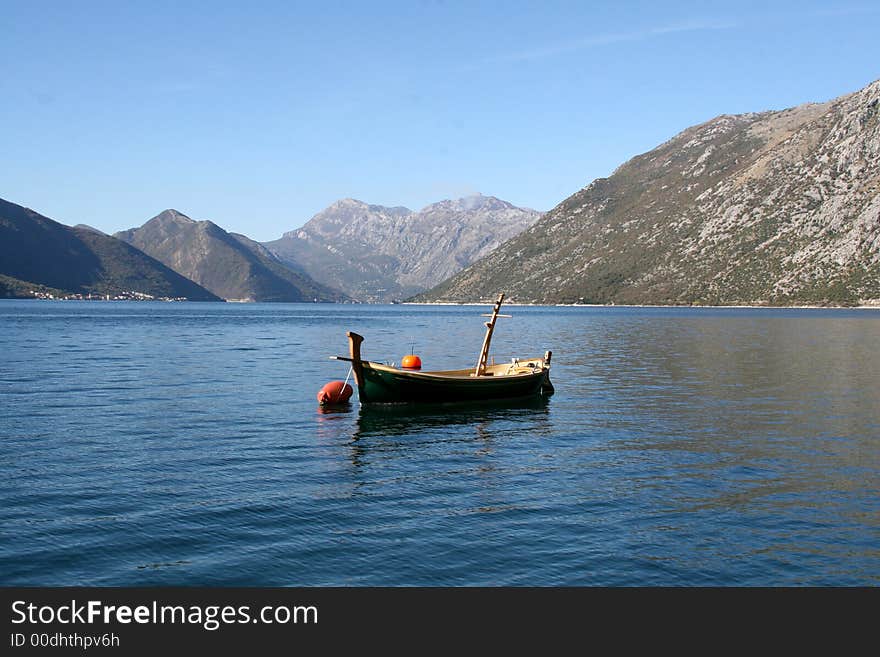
[358,363,551,404]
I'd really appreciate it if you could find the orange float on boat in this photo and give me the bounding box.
[401,354,422,370]
[317,380,353,405]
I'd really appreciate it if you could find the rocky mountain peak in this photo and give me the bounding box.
[114,209,346,302]
[152,209,195,225]
[265,194,542,301]
[422,194,516,214]
[329,198,368,210]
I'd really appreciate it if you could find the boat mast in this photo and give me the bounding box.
[474,293,509,376]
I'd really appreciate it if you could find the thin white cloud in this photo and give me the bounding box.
[484,20,738,65]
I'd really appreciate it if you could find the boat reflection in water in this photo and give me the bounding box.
[315,393,554,471]
[352,395,552,441]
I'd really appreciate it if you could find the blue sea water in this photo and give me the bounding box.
[1,300,878,586]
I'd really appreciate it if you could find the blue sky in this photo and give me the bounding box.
[2,1,879,240]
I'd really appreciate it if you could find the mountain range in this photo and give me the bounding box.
[264,195,541,302]
[0,198,219,301]
[0,194,539,304]
[4,79,878,306]
[115,210,346,302]
[416,79,880,306]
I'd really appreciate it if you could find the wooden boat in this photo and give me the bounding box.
[332,294,554,404]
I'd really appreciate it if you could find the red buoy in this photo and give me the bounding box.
[317,380,353,405]
[401,354,422,370]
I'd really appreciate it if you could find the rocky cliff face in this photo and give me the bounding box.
[264,195,541,302]
[116,210,346,302]
[417,79,880,306]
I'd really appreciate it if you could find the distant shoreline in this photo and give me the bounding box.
[403,301,880,310]
[3,298,879,310]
